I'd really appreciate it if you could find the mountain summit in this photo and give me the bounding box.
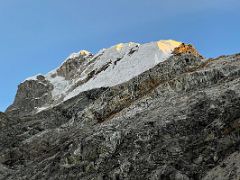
[6,40,201,117]
[1,40,240,180]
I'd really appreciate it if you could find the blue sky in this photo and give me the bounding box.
[0,0,240,111]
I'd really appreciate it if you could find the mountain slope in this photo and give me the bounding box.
[6,40,196,117]
[1,40,240,180]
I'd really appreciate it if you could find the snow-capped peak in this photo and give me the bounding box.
[67,50,91,59]
[22,39,185,112]
[64,40,182,100]
[157,40,182,53]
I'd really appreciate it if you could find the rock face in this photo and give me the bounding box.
[1,40,240,179]
[6,40,182,117]
[6,75,54,117]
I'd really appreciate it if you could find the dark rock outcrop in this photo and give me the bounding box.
[6,77,53,117]
[6,52,93,117]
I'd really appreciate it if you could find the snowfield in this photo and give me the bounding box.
[24,40,182,111]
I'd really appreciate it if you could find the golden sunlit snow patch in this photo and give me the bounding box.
[128,42,136,47]
[79,50,91,56]
[115,43,124,51]
[157,40,181,53]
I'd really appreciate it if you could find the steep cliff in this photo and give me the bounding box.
[1,40,240,180]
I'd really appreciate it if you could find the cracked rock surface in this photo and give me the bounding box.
[1,45,240,179]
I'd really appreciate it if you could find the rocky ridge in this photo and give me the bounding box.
[1,40,240,179]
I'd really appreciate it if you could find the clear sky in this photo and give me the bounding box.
[0,0,240,111]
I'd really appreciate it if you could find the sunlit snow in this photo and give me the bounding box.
[24,40,182,111]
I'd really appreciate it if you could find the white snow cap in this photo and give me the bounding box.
[24,40,182,110]
[67,50,91,59]
[65,40,181,100]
